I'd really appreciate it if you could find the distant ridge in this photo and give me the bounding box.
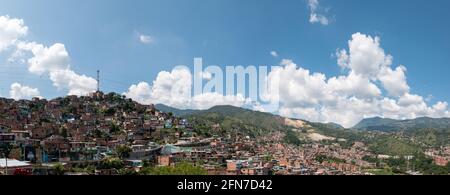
[353,117,450,132]
[154,104,199,116]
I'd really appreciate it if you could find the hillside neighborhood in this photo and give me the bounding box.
[0,92,449,175]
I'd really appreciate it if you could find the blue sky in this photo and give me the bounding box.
[1,0,449,126]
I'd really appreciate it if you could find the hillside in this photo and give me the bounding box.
[184,105,289,137]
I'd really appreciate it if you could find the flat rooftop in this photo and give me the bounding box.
[0,159,31,168]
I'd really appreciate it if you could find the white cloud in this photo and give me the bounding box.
[433,101,448,112]
[49,69,97,96]
[328,71,381,99]
[191,93,246,110]
[0,15,28,52]
[309,13,329,26]
[139,34,153,44]
[307,0,330,25]
[339,33,393,78]
[378,65,410,97]
[18,42,70,75]
[336,49,349,69]
[122,82,153,104]
[124,67,249,110]
[398,93,425,107]
[9,83,40,100]
[15,42,97,96]
[270,51,279,57]
[124,67,192,108]
[267,59,333,107]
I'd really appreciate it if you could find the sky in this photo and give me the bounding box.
[0,0,449,127]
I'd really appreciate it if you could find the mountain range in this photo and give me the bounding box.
[156,104,450,133]
[155,104,450,150]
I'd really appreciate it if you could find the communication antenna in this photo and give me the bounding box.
[97,70,100,92]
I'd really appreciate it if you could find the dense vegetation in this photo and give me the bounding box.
[368,136,420,156]
[284,130,302,146]
[140,162,208,175]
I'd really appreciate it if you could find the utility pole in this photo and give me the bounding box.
[4,157,7,176]
[96,70,100,92]
[2,143,12,175]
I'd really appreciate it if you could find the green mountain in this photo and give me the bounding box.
[155,104,198,116]
[156,104,288,130]
[353,117,450,132]
[185,105,288,137]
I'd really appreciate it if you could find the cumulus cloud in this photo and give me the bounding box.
[307,0,330,25]
[123,67,248,110]
[17,42,70,75]
[328,71,381,99]
[0,15,28,52]
[338,33,393,78]
[378,65,410,97]
[266,59,333,107]
[122,82,153,105]
[49,69,97,96]
[123,67,192,108]
[9,83,40,100]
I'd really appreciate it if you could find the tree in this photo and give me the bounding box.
[118,168,138,175]
[54,163,66,175]
[99,157,124,170]
[60,128,68,138]
[115,145,132,159]
[0,143,12,158]
[142,160,152,168]
[105,108,116,116]
[283,130,302,146]
[110,123,121,134]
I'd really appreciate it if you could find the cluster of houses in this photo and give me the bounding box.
[0,92,194,174]
[425,147,450,167]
